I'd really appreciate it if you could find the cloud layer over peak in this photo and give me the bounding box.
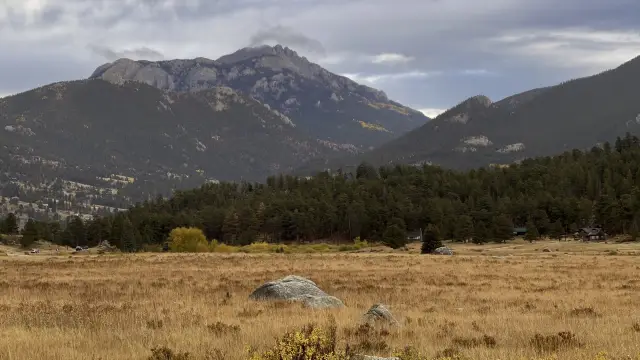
[1,0,639,111]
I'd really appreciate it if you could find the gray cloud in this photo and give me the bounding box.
[249,25,326,54]
[88,45,165,61]
[1,0,639,112]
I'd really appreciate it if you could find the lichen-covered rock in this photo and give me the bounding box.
[249,275,344,309]
[362,304,399,325]
[299,294,344,309]
[434,246,453,255]
[249,275,326,300]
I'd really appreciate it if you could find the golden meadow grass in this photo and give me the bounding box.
[1,241,640,360]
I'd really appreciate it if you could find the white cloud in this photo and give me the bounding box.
[343,71,439,85]
[316,53,349,66]
[491,28,640,70]
[418,108,447,118]
[460,69,492,76]
[369,53,414,65]
[317,51,416,67]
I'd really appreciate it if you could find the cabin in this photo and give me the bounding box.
[406,230,422,241]
[578,227,607,242]
[512,227,527,236]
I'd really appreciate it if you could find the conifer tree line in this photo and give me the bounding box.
[4,133,640,251]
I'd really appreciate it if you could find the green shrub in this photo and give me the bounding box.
[209,240,238,253]
[338,237,370,252]
[353,237,369,249]
[240,242,291,253]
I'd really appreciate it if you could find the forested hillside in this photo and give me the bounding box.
[5,134,640,250]
[308,55,640,174]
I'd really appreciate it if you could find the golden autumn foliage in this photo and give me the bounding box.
[168,227,209,252]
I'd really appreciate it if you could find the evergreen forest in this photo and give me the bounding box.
[4,134,640,251]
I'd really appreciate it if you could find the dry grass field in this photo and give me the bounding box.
[1,240,640,360]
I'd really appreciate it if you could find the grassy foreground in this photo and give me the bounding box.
[1,241,640,359]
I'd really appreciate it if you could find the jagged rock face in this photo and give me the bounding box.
[90,45,429,149]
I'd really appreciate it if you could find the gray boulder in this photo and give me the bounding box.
[434,246,453,255]
[249,275,344,309]
[362,304,399,326]
[299,294,345,309]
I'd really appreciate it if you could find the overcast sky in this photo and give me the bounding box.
[1,0,640,117]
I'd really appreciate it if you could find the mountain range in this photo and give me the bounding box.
[0,44,428,210]
[2,44,640,216]
[312,55,640,172]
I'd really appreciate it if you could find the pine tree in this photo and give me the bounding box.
[238,206,259,245]
[549,220,564,240]
[222,210,240,243]
[421,224,442,254]
[121,218,136,252]
[2,213,18,235]
[473,222,489,244]
[86,218,103,246]
[453,215,474,242]
[382,218,406,249]
[532,209,551,236]
[66,216,86,247]
[525,220,540,242]
[38,221,53,243]
[110,214,125,247]
[569,223,579,235]
[493,214,514,243]
[20,219,39,248]
[629,218,640,241]
[49,222,62,245]
[356,162,379,180]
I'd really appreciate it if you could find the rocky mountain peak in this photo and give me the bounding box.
[87,44,429,149]
[216,44,304,64]
[467,95,493,107]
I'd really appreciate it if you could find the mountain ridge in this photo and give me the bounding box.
[89,44,430,150]
[353,54,640,169]
[0,78,347,210]
[294,54,640,175]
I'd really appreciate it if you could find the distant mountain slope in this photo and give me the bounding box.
[0,80,339,197]
[348,55,640,169]
[89,44,429,150]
